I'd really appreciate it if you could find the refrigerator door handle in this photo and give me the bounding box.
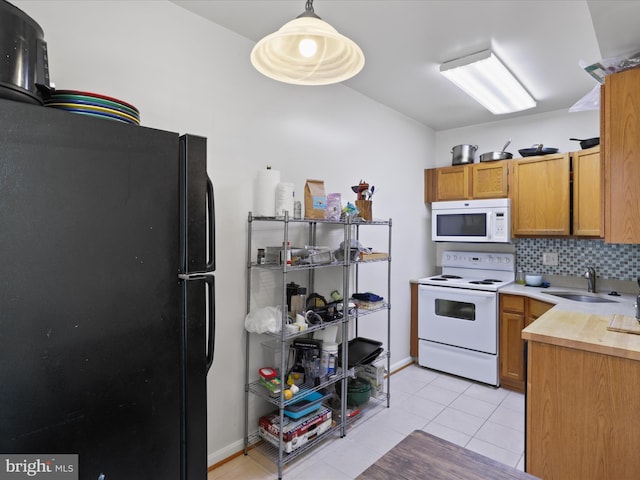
[205,177,216,272]
[205,275,215,372]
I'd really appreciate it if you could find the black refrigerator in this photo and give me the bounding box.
[0,98,215,479]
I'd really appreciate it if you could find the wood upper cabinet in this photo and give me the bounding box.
[603,67,640,243]
[472,161,509,198]
[424,161,508,202]
[499,294,553,393]
[430,165,471,201]
[572,146,603,237]
[424,149,602,238]
[510,153,570,236]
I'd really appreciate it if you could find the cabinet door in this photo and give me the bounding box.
[603,68,640,243]
[501,293,525,313]
[527,342,640,479]
[499,295,553,392]
[511,154,570,236]
[499,311,526,391]
[499,294,526,392]
[472,161,508,198]
[435,165,471,200]
[573,146,603,237]
[526,299,554,326]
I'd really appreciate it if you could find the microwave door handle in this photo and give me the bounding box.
[486,212,493,241]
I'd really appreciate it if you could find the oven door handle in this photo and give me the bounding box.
[418,284,497,299]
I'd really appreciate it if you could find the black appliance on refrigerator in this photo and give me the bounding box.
[0,97,215,479]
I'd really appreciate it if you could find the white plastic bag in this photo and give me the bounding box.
[569,84,600,112]
[244,305,284,334]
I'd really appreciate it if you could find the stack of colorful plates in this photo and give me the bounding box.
[44,89,140,125]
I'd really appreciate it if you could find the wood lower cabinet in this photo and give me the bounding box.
[499,294,553,392]
[499,295,526,391]
[527,341,640,479]
[510,154,570,236]
[410,281,418,357]
[603,67,640,243]
[527,297,553,323]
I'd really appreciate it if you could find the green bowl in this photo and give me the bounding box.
[346,378,371,406]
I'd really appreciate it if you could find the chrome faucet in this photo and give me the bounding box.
[584,266,597,293]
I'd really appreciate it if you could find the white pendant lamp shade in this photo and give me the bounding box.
[251,11,364,86]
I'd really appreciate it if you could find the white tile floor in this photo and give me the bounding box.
[280,363,526,479]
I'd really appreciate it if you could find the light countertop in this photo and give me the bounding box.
[503,284,640,360]
[499,283,637,317]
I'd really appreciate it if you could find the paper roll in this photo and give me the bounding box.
[275,182,295,218]
[254,166,281,217]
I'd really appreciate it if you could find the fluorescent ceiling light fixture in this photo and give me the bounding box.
[440,50,536,114]
[250,0,365,86]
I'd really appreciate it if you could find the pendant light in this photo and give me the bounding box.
[250,0,365,86]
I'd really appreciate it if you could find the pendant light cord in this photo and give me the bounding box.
[298,0,321,19]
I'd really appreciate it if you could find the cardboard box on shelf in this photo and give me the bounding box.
[258,406,332,453]
[356,360,386,389]
[359,251,388,261]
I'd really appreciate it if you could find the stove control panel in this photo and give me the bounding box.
[441,251,514,271]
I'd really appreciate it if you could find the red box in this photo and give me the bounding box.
[258,407,332,453]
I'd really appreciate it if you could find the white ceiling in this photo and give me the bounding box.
[171,0,640,131]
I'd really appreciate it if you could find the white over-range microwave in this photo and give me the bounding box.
[431,198,511,243]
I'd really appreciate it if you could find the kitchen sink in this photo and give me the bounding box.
[547,292,617,303]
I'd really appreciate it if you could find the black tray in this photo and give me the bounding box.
[338,337,383,368]
[359,347,384,365]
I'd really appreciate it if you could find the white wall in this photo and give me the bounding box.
[435,108,599,167]
[13,0,435,466]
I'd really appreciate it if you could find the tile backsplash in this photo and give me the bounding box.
[515,238,640,281]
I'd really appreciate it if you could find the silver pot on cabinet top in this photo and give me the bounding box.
[451,144,478,165]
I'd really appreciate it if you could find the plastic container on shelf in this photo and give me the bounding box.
[283,389,333,419]
[290,287,307,317]
[321,342,338,376]
[262,340,293,372]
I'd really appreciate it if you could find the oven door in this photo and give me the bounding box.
[418,285,497,354]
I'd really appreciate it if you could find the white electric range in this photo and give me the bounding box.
[417,251,515,386]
